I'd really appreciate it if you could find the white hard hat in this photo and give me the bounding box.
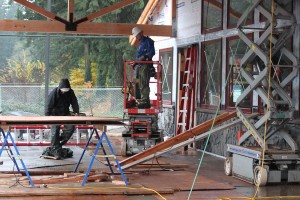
[132,26,142,37]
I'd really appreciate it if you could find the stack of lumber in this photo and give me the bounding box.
[0,172,122,186]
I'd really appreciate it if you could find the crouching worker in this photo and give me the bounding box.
[41,78,79,160]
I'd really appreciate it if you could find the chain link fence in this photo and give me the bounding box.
[0,85,125,118]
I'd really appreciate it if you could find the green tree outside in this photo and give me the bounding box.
[8,0,145,87]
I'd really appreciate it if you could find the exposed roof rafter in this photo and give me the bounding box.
[74,0,140,24]
[0,0,172,37]
[14,0,58,21]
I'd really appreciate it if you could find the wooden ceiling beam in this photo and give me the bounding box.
[14,0,58,21]
[0,20,172,36]
[75,0,140,24]
[10,0,172,38]
[68,0,74,22]
[13,0,141,26]
[142,0,160,24]
[136,0,155,24]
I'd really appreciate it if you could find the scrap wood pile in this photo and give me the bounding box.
[126,163,189,172]
[0,172,175,197]
[98,154,189,172]
[0,171,126,186]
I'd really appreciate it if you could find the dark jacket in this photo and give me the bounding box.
[45,79,79,116]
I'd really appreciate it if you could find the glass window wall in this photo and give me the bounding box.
[200,40,222,108]
[202,0,223,33]
[160,48,173,105]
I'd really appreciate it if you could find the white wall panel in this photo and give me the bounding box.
[177,0,201,38]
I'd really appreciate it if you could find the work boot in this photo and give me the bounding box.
[50,147,63,160]
[137,100,151,109]
[61,148,73,158]
[41,147,52,156]
[126,99,137,108]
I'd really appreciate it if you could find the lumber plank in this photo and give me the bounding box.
[121,119,242,170]
[0,180,29,185]
[129,164,188,169]
[0,173,22,178]
[32,174,109,184]
[0,185,174,196]
[1,170,84,176]
[0,116,124,126]
[40,155,58,160]
[120,112,237,167]
[63,173,90,177]
[121,114,260,170]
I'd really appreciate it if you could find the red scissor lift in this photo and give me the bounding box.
[122,60,163,156]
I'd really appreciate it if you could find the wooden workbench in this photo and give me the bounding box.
[0,116,127,186]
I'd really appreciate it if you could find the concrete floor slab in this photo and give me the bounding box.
[0,134,300,199]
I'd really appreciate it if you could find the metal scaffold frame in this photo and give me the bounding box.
[225,0,300,186]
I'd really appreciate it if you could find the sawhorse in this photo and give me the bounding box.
[0,128,34,186]
[74,126,128,186]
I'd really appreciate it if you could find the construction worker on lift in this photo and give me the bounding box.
[131,26,155,108]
